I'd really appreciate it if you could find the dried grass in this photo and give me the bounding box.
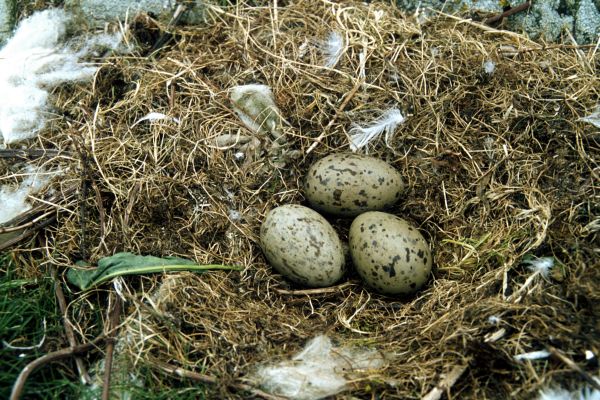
[2,1,599,398]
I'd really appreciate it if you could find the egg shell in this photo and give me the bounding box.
[349,212,432,295]
[260,204,345,287]
[304,153,405,217]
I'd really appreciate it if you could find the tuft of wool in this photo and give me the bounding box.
[254,335,385,400]
[0,167,54,224]
[0,9,125,144]
[349,108,405,152]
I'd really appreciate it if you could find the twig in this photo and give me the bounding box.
[0,211,55,234]
[152,359,287,400]
[484,2,531,25]
[428,8,540,46]
[306,80,362,154]
[101,292,123,400]
[422,364,469,400]
[565,28,594,74]
[10,336,106,400]
[515,44,598,53]
[0,216,56,252]
[51,266,91,384]
[149,4,188,55]
[506,268,544,303]
[0,185,77,251]
[548,346,600,391]
[276,282,355,295]
[0,149,69,159]
[72,136,90,261]
[92,183,109,252]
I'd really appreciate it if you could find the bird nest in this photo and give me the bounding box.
[1,1,599,398]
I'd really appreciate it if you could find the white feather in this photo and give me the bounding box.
[483,60,496,75]
[522,256,554,278]
[579,105,600,128]
[131,112,180,127]
[349,108,405,152]
[230,84,283,139]
[319,32,344,68]
[358,48,367,80]
[513,350,551,361]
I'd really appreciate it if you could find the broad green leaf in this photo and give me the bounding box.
[67,252,241,291]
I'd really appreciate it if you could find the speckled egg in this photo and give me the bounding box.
[304,153,405,217]
[260,204,345,287]
[349,212,432,295]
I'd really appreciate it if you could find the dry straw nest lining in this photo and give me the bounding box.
[2,0,599,398]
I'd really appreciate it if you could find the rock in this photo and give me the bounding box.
[65,0,207,27]
[574,0,600,44]
[507,0,574,42]
[0,0,16,45]
[395,0,600,44]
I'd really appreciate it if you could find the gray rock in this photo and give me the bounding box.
[396,0,600,43]
[0,0,16,45]
[507,0,574,42]
[65,0,207,27]
[574,0,600,43]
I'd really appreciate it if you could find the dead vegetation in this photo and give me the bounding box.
[1,1,599,398]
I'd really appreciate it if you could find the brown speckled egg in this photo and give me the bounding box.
[260,204,345,287]
[304,153,405,217]
[349,212,432,295]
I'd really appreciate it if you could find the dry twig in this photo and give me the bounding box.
[10,336,106,400]
[422,364,469,400]
[51,266,91,384]
[101,292,123,400]
[484,2,531,25]
[548,346,600,391]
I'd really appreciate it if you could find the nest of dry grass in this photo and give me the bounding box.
[2,1,599,398]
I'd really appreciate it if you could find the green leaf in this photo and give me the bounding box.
[67,252,241,291]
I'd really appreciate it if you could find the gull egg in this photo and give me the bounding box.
[349,212,432,295]
[304,153,405,217]
[260,205,345,287]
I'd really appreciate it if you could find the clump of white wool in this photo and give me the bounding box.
[255,335,385,400]
[0,9,124,144]
[0,166,54,224]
